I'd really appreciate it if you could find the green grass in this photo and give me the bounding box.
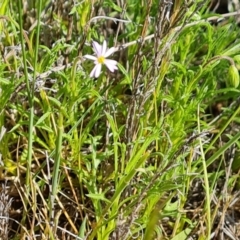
[0,0,240,239]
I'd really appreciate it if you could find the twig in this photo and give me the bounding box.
[88,15,132,24]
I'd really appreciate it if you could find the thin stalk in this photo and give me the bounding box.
[17,1,31,96]
[27,0,42,189]
[49,112,63,237]
[197,105,211,239]
[18,0,42,188]
[17,0,42,233]
[17,3,30,232]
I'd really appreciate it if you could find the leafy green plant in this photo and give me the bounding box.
[1,0,240,239]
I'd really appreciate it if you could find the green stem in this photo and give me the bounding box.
[17,0,42,234]
[49,111,63,238]
[197,105,211,239]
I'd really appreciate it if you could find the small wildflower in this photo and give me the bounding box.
[84,40,118,78]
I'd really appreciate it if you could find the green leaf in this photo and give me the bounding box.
[35,112,52,126]
[171,227,193,240]
[118,63,131,85]
[79,216,87,238]
[104,0,122,12]
[0,77,10,84]
[86,193,111,203]
[222,43,240,56]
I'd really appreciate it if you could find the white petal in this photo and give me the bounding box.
[84,54,97,61]
[90,65,98,78]
[104,59,118,72]
[102,40,107,55]
[94,64,102,78]
[90,64,102,78]
[104,47,116,58]
[92,41,102,56]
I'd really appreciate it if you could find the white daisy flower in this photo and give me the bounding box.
[84,40,118,78]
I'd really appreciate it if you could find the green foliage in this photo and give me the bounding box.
[1,0,240,239]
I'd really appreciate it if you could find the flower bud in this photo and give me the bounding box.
[227,64,239,88]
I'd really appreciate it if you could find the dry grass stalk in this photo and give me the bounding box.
[0,182,13,240]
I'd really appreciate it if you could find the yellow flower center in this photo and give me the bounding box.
[97,56,105,64]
